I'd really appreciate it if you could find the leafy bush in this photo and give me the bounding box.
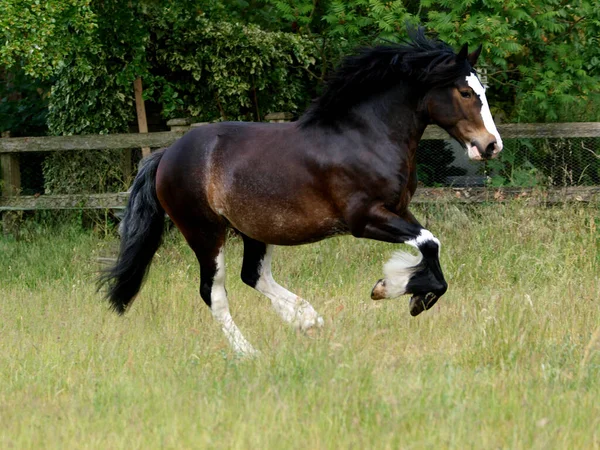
[43,58,134,194]
[0,69,49,137]
[267,0,600,122]
[41,5,319,193]
[486,142,545,188]
[0,0,98,78]
[146,17,319,121]
[47,59,133,136]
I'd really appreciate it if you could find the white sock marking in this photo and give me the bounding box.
[379,229,442,299]
[211,248,258,356]
[406,229,441,253]
[382,250,423,298]
[255,245,324,330]
[466,72,503,151]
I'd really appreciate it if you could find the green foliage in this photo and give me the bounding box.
[4,0,599,126]
[47,59,133,136]
[147,17,319,121]
[419,0,600,122]
[322,0,416,41]
[42,149,128,195]
[266,0,600,122]
[43,57,134,194]
[486,142,544,188]
[0,70,49,137]
[0,0,98,78]
[38,1,319,124]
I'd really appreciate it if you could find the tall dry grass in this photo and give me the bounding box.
[0,204,598,449]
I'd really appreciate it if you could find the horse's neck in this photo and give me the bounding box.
[356,85,429,155]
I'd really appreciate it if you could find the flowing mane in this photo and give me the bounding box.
[299,29,473,128]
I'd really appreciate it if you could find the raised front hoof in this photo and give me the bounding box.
[371,279,387,300]
[409,292,439,317]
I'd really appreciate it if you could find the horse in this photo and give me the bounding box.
[100,29,503,355]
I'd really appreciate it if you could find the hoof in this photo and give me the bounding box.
[409,292,438,317]
[296,311,324,332]
[300,315,324,338]
[371,279,387,300]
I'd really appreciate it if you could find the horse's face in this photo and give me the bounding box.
[425,49,503,161]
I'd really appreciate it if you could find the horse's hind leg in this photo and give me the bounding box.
[186,227,258,356]
[240,234,324,331]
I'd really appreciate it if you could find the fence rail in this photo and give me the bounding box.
[0,131,185,154]
[421,122,600,140]
[1,123,600,155]
[1,187,599,212]
[1,122,600,213]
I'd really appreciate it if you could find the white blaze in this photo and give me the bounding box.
[466,72,503,151]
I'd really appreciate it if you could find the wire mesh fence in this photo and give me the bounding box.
[418,136,600,188]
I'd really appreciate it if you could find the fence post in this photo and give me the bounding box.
[0,131,20,197]
[264,112,294,123]
[167,118,192,132]
[134,78,151,159]
[1,131,22,237]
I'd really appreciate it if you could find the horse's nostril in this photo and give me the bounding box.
[485,141,496,157]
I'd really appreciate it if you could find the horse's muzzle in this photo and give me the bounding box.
[469,138,502,161]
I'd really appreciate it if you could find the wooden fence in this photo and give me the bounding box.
[1,121,600,212]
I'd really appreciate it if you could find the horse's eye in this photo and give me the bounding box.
[460,91,472,99]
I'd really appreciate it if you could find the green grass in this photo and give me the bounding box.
[1,204,599,449]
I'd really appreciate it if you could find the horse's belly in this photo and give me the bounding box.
[225,205,348,245]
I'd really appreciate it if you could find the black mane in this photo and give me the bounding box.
[299,28,473,128]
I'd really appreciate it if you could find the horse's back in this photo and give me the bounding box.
[155,122,346,244]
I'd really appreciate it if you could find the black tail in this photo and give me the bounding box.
[99,150,166,314]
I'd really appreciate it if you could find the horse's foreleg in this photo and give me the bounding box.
[241,236,324,331]
[350,205,447,315]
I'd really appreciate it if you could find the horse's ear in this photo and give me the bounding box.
[457,43,469,61]
[467,45,483,67]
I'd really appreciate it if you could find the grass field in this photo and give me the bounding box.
[1,204,599,449]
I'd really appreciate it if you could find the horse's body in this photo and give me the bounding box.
[101,30,503,354]
[158,116,417,246]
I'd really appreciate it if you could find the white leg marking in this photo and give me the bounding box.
[211,248,258,356]
[255,246,324,330]
[466,72,503,152]
[406,229,441,255]
[377,229,441,299]
[381,250,423,298]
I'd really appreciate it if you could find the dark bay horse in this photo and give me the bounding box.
[101,30,502,355]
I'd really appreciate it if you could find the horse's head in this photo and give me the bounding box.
[425,44,503,161]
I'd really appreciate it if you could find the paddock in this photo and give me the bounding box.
[1,203,598,448]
